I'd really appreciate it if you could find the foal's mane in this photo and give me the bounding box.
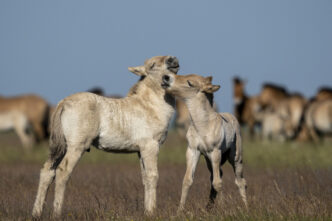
[204,92,214,107]
[127,76,146,96]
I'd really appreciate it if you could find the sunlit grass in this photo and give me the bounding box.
[244,139,332,169]
[0,130,331,169]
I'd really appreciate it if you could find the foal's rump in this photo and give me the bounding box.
[49,92,101,161]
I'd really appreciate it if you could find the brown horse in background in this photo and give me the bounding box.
[258,83,289,111]
[0,94,50,147]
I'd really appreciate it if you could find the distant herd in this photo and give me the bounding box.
[233,77,332,142]
[0,55,331,218]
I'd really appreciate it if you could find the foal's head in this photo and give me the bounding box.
[128,56,179,86]
[162,74,220,103]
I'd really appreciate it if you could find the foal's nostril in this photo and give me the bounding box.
[162,75,170,83]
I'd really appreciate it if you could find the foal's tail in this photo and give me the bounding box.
[49,101,66,167]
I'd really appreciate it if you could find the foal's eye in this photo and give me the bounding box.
[150,63,155,70]
[187,80,194,87]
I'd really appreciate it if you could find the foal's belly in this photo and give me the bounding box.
[93,133,140,153]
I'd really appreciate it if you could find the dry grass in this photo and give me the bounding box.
[0,131,331,220]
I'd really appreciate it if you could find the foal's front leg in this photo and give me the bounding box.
[178,147,200,212]
[139,142,159,215]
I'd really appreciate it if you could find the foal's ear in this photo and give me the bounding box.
[128,66,147,77]
[205,76,213,83]
[203,84,220,93]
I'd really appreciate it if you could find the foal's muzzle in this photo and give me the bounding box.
[166,56,179,74]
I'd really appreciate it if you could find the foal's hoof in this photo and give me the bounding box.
[31,215,41,221]
[31,210,42,220]
[176,207,184,215]
[144,210,155,217]
[205,202,216,211]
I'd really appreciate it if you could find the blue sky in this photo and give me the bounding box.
[0,0,331,112]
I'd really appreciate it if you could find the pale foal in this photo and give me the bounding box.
[32,55,179,218]
[162,74,248,211]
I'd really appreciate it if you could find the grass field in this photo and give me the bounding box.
[0,131,331,220]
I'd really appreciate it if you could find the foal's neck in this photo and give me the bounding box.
[128,76,175,110]
[185,93,219,131]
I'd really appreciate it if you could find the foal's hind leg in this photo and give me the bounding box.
[229,131,248,208]
[205,156,218,208]
[53,147,84,218]
[229,143,248,207]
[231,159,248,208]
[32,158,57,218]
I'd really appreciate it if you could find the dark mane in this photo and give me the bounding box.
[204,92,214,107]
[263,83,288,94]
[234,95,248,125]
[317,86,332,94]
[290,92,304,98]
[127,76,146,96]
[88,87,105,96]
[233,77,242,84]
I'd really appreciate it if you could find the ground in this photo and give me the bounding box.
[0,131,331,220]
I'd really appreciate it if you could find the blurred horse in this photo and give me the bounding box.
[258,83,289,111]
[260,111,286,141]
[304,98,332,142]
[0,94,50,148]
[232,77,260,137]
[257,83,308,141]
[315,87,332,101]
[0,109,35,149]
[276,94,307,139]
